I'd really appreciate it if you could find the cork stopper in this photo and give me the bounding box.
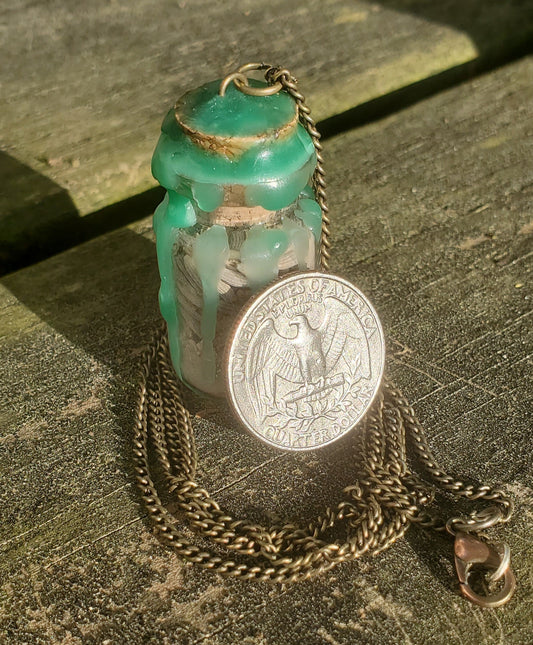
[207,185,278,226]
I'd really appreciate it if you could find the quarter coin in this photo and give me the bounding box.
[226,272,385,450]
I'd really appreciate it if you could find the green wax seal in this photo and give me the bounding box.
[176,78,297,139]
[151,79,316,210]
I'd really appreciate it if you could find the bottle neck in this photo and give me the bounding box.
[196,184,282,227]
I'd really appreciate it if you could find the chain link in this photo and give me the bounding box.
[134,65,513,583]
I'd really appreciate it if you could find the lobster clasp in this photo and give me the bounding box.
[454,532,516,608]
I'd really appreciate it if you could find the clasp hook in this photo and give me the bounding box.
[454,532,516,608]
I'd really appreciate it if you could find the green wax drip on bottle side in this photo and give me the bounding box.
[153,191,197,378]
[294,198,322,242]
[244,155,316,211]
[240,225,289,291]
[191,181,224,211]
[192,225,229,384]
[152,108,316,192]
[300,184,315,200]
[282,217,312,270]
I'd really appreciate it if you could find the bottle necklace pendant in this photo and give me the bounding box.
[152,62,384,451]
[142,63,516,606]
[152,64,324,400]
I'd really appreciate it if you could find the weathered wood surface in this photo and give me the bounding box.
[1,56,532,644]
[2,0,533,273]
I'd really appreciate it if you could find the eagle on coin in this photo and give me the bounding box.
[246,297,371,424]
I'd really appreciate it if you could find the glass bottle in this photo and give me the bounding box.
[152,78,322,396]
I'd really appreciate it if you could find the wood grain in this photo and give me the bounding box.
[2,0,533,272]
[0,56,532,644]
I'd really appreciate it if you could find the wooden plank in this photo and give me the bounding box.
[1,57,532,643]
[2,0,533,273]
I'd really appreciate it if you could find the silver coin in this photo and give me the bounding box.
[226,272,385,451]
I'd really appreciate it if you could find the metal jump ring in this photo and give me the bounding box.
[235,78,283,96]
[219,72,249,97]
[219,63,283,97]
[237,62,271,73]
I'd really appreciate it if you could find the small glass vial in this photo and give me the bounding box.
[152,78,322,396]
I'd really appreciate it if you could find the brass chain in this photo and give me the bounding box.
[263,66,330,271]
[133,65,513,584]
[133,330,512,582]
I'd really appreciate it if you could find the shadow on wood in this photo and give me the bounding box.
[1,152,80,275]
[2,1,533,277]
[376,0,533,57]
[0,151,165,277]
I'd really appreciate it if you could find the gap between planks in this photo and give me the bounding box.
[4,46,533,278]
